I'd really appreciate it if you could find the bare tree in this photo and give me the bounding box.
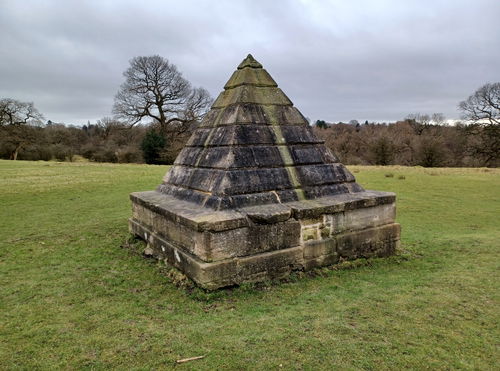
[0,98,44,160]
[95,117,126,140]
[459,82,500,166]
[459,83,500,125]
[113,56,212,137]
[405,113,446,135]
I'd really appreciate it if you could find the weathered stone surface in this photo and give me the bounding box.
[222,191,281,209]
[130,191,248,232]
[238,54,263,69]
[302,182,365,199]
[336,223,400,259]
[215,104,269,126]
[174,147,203,166]
[235,246,304,284]
[303,239,339,270]
[185,128,211,146]
[217,168,293,194]
[205,125,277,146]
[157,54,364,210]
[129,54,401,289]
[288,191,395,219]
[129,201,400,289]
[247,220,301,251]
[289,145,339,165]
[295,164,355,186]
[261,105,309,126]
[280,126,323,144]
[179,146,286,169]
[325,203,396,235]
[224,67,277,89]
[163,166,223,193]
[242,203,292,224]
[212,85,293,108]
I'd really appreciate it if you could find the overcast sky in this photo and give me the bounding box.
[1,0,499,125]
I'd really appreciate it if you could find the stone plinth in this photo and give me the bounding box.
[129,190,400,289]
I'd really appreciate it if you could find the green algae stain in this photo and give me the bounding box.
[263,105,305,201]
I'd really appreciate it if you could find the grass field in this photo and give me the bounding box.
[0,160,499,370]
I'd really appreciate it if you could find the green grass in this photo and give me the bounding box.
[1,160,499,369]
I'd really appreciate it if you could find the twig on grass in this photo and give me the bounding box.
[176,355,205,364]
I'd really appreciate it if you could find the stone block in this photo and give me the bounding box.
[280,126,323,144]
[185,128,211,146]
[197,227,250,261]
[295,163,355,186]
[174,147,204,166]
[336,223,400,259]
[288,191,396,219]
[243,203,292,224]
[212,85,292,108]
[325,203,396,235]
[226,191,281,209]
[220,103,269,125]
[303,239,336,259]
[224,68,278,90]
[130,191,248,232]
[194,146,286,169]
[234,246,304,284]
[207,125,277,146]
[196,147,233,168]
[289,145,329,165]
[199,108,223,127]
[216,168,293,195]
[260,105,308,126]
[302,228,318,242]
[247,220,301,252]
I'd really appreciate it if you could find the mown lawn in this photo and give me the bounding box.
[0,160,498,370]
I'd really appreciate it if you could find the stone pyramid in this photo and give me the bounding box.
[129,54,400,289]
[157,54,363,210]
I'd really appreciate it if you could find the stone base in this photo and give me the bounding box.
[129,190,401,289]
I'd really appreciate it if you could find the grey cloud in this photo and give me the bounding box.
[0,0,499,125]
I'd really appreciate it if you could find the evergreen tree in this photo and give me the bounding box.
[141,130,166,164]
[315,119,328,129]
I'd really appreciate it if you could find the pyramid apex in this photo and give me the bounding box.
[238,54,263,69]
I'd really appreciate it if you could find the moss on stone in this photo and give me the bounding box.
[237,54,263,69]
[320,227,331,239]
[212,86,292,108]
[224,68,278,89]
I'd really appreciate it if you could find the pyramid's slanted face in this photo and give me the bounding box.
[158,54,363,210]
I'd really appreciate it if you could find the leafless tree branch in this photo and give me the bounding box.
[112,55,213,133]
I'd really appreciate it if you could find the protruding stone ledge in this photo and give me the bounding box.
[241,203,292,224]
[130,191,248,232]
[131,190,396,231]
[212,85,293,108]
[287,190,396,219]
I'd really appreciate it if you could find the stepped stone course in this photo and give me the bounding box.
[129,54,401,289]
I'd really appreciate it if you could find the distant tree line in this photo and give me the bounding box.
[0,55,211,164]
[0,113,196,164]
[0,58,498,168]
[313,83,499,167]
[314,117,497,167]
